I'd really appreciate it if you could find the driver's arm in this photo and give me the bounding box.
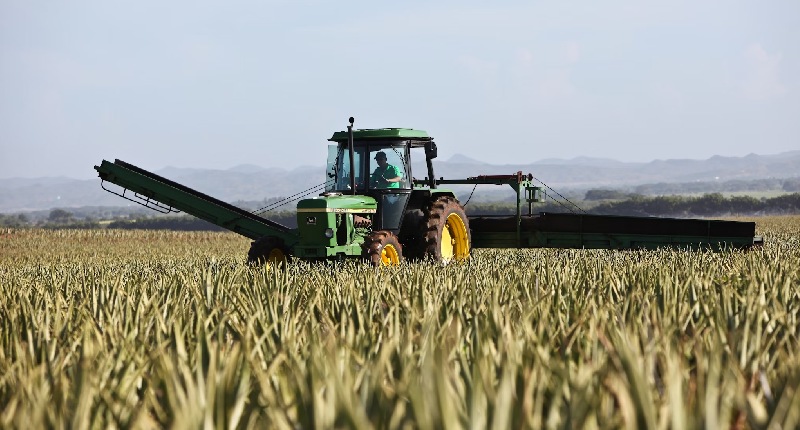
[382,165,402,183]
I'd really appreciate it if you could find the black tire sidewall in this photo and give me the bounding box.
[422,196,471,262]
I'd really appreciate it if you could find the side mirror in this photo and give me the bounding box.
[425,141,438,160]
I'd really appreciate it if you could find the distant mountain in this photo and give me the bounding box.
[1,151,799,213]
[533,156,628,167]
[0,177,83,190]
[758,150,800,159]
[155,166,210,178]
[0,164,323,213]
[227,164,266,174]
[446,154,488,165]
[421,150,800,189]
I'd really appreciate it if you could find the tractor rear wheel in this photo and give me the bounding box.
[363,230,403,266]
[248,236,290,267]
[421,196,471,263]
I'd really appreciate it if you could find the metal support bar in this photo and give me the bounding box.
[515,185,521,247]
[525,186,545,215]
[413,171,534,242]
[100,180,179,214]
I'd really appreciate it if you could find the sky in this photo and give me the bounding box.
[1,0,798,179]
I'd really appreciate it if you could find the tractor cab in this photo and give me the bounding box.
[326,127,433,232]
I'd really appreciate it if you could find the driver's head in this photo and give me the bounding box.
[375,151,388,166]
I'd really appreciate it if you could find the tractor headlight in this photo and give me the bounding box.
[324,228,334,238]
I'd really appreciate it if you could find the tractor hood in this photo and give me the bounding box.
[296,194,377,213]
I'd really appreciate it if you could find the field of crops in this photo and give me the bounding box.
[1,216,799,429]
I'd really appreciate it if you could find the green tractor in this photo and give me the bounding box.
[286,117,470,265]
[96,117,472,266]
[95,117,761,266]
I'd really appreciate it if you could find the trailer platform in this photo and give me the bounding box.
[469,212,761,250]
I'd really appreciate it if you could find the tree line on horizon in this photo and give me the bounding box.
[2,193,799,231]
[467,192,800,218]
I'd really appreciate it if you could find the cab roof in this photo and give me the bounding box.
[328,128,431,142]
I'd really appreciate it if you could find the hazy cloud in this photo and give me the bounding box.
[458,55,499,78]
[742,43,786,100]
[562,42,581,64]
[536,69,577,101]
[517,43,581,102]
[515,48,534,68]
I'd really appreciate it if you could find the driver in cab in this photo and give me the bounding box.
[370,151,402,189]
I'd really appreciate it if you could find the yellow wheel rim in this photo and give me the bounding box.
[266,248,286,267]
[442,213,470,262]
[380,244,400,266]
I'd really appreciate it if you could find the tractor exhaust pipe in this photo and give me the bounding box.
[347,117,356,195]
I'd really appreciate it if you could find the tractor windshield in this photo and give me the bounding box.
[326,143,410,192]
[367,146,410,190]
[326,145,366,192]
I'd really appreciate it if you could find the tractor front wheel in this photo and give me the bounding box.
[248,236,290,267]
[422,196,471,263]
[363,231,403,266]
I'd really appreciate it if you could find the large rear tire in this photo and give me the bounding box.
[248,236,290,267]
[363,230,403,266]
[421,196,471,263]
